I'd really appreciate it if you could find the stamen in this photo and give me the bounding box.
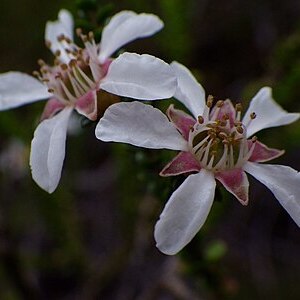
[206,95,214,108]
[235,103,242,121]
[214,144,228,169]
[201,139,213,166]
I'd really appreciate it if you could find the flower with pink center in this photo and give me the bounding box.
[0,10,177,193]
[96,61,300,255]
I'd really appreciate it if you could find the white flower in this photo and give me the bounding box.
[96,61,300,255]
[0,10,177,193]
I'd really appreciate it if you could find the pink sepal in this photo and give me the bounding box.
[211,99,236,127]
[101,58,113,77]
[167,105,196,140]
[160,151,201,177]
[248,140,284,162]
[75,90,98,121]
[216,168,249,205]
[40,98,66,121]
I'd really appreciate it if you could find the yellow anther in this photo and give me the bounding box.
[88,31,94,40]
[69,59,77,67]
[76,28,83,36]
[235,103,242,111]
[38,59,46,66]
[207,95,214,107]
[216,100,224,107]
[250,112,256,119]
[60,64,68,71]
[218,132,227,139]
[81,35,88,43]
[234,121,242,126]
[236,126,244,134]
[32,71,40,77]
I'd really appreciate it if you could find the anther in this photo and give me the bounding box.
[222,114,229,121]
[216,100,224,107]
[218,132,227,139]
[81,35,88,43]
[197,116,204,124]
[236,126,244,134]
[208,130,217,139]
[45,40,52,48]
[251,136,257,143]
[207,95,214,108]
[88,31,94,40]
[250,112,256,119]
[38,59,46,66]
[234,121,242,126]
[76,28,83,37]
[69,59,77,67]
[235,103,242,112]
[60,64,68,71]
[48,88,54,93]
[55,50,61,57]
[32,71,40,77]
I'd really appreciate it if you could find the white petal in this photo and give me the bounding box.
[154,169,216,255]
[30,107,72,193]
[0,72,49,110]
[244,162,300,227]
[171,61,206,118]
[45,9,74,63]
[96,101,188,151]
[99,11,163,63]
[100,52,177,100]
[243,87,300,137]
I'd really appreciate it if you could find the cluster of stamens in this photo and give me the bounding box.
[188,96,257,171]
[33,29,103,104]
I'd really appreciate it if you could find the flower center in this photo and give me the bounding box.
[33,29,106,105]
[188,97,257,171]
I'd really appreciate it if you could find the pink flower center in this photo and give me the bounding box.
[33,30,109,105]
[188,97,257,171]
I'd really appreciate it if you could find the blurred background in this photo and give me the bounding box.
[0,0,300,299]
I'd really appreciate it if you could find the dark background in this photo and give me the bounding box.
[0,0,300,299]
